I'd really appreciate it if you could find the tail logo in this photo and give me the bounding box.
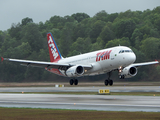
[48,36,59,59]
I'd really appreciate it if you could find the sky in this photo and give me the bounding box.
[0,0,160,31]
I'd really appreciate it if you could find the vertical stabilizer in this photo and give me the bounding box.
[47,33,62,62]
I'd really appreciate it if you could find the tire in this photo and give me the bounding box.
[74,79,78,85]
[70,79,74,85]
[104,80,108,86]
[109,80,113,86]
[119,75,125,79]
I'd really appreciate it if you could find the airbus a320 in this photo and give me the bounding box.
[1,33,159,86]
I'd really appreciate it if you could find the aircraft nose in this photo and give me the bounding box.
[128,53,136,64]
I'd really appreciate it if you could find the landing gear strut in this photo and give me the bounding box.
[70,79,78,85]
[104,72,113,86]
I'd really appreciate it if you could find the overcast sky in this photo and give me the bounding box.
[0,0,160,31]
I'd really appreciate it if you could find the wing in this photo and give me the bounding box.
[129,61,159,67]
[1,57,92,70]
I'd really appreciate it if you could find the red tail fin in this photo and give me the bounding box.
[47,33,62,62]
[1,57,4,62]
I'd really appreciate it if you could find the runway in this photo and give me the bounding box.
[0,86,160,112]
[0,93,160,112]
[0,86,160,92]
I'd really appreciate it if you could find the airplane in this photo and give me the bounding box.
[1,32,159,86]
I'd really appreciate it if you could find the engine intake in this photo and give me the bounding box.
[66,65,84,77]
[119,66,137,78]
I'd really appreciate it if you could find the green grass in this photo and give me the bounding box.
[0,107,159,120]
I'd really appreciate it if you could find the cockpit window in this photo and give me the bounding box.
[119,50,133,53]
[125,50,129,52]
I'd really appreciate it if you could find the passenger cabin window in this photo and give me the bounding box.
[119,50,133,53]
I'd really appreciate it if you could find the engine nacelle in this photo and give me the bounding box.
[119,66,137,78]
[66,65,84,77]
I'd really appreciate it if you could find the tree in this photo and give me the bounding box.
[141,37,160,59]
[99,25,115,43]
[11,42,31,59]
[69,37,91,56]
[118,10,133,19]
[72,22,89,41]
[71,13,90,22]
[94,10,108,22]
[49,16,65,29]
[105,37,130,48]
[106,13,118,22]
[70,37,85,54]
[21,23,44,52]
[90,20,106,43]
[113,19,136,39]
[9,23,22,40]
[130,28,143,46]
[150,28,160,38]
[60,22,75,56]
[139,21,153,36]
[21,17,33,26]
[154,16,160,32]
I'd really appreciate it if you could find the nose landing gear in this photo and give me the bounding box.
[119,75,125,79]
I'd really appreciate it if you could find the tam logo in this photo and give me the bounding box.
[96,50,112,62]
[48,36,59,59]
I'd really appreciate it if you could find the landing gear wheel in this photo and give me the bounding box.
[104,72,113,86]
[70,79,74,85]
[74,79,78,85]
[119,75,125,79]
[104,80,108,86]
[109,80,113,86]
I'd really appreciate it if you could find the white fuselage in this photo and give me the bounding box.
[54,46,136,77]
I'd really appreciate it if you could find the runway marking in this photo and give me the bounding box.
[0,101,160,108]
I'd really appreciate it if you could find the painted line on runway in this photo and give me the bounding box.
[0,101,160,108]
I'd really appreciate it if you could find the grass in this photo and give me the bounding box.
[0,107,160,120]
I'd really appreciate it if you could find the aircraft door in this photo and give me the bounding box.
[110,48,116,61]
[109,48,119,68]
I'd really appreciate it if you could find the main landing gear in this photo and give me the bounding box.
[104,79,113,86]
[70,79,78,85]
[104,72,113,86]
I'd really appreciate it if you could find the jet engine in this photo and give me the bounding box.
[119,66,137,79]
[66,65,84,77]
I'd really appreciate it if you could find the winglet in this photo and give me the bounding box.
[1,57,4,62]
[155,59,159,64]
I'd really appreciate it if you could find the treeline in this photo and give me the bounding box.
[0,7,160,82]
